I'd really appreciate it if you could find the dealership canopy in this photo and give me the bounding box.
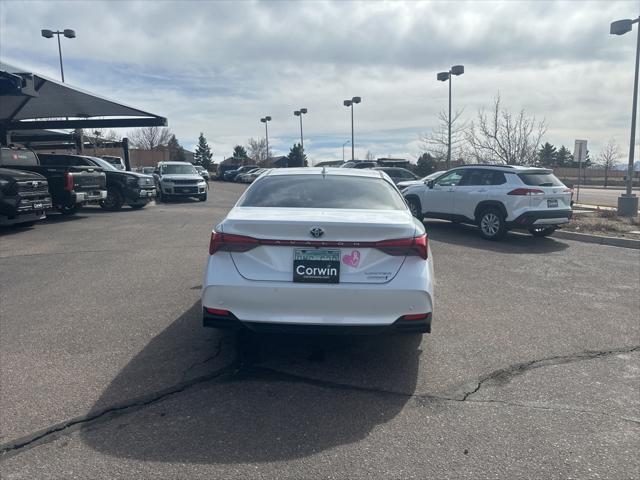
[0,62,167,141]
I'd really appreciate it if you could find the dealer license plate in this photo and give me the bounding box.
[293,249,340,283]
[547,199,558,208]
[33,203,43,209]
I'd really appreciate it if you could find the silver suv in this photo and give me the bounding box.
[155,162,208,202]
[402,165,572,240]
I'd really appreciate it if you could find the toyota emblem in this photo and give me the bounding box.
[310,227,324,238]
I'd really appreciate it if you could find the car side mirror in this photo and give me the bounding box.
[427,180,434,189]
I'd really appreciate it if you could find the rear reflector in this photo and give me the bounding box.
[402,312,432,321]
[209,231,428,259]
[507,188,544,196]
[64,172,74,191]
[204,307,231,316]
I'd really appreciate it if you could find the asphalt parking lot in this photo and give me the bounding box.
[1,181,639,479]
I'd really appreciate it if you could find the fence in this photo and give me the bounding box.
[553,167,639,188]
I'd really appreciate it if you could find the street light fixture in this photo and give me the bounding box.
[437,65,464,170]
[260,116,272,161]
[343,96,361,161]
[342,140,351,162]
[610,16,640,216]
[293,108,308,160]
[41,28,76,83]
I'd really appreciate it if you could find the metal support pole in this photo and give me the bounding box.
[447,75,452,170]
[56,33,65,83]
[299,115,304,152]
[123,137,131,171]
[265,122,269,161]
[626,18,640,196]
[351,104,355,161]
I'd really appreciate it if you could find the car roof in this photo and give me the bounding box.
[451,164,552,173]
[264,167,385,179]
[158,161,192,165]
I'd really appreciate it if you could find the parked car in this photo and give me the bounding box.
[141,167,156,175]
[155,161,208,202]
[373,167,418,185]
[194,165,210,181]
[39,154,156,211]
[224,165,259,182]
[217,164,240,181]
[397,171,445,190]
[202,167,433,335]
[0,168,53,226]
[235,168,260,183]
[340,161,377,169]
[0,147,107,215]
[237,168,268,183]
[101,155,126,170]
[402,165,573,240]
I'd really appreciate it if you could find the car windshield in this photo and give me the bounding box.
[161,164,197,175]
[518,172,564,187]
[238,174,406,210]
[87,157,119,171]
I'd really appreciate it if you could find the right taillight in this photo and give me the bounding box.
[375,233,428,260]
[64,172,74,191]
[209,231,259,255]
[508,188,544,196]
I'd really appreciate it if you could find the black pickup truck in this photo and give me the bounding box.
[0,167,53,226]
[39,154,156,211]
[0,147,107,215]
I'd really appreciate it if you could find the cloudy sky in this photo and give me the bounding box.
[0,0,638,163]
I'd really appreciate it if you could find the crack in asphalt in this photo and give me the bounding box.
[459,345,640,401]
[1,344,638,458]
[180,338,224,381]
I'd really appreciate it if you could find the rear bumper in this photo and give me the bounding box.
[201,252,434,329]
[510,209,572,227]
[203,308,431,334]
[74,190,107,204]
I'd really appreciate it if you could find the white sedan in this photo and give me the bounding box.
[201,168,434,334]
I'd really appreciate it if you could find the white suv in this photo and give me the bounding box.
[402,165,572,240]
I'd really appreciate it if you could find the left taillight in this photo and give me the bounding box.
[375,233,428,260]
[209,231,259,255]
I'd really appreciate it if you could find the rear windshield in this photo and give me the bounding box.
[238,175,406,210]
[518,172,564,187]
[0,148,39,167]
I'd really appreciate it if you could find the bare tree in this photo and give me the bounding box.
[598,138,620,188]
[128,127,172,150]
[466,93,546,165]
[421,109,467,162]
[364,150,376,161]
[247,137,269,165]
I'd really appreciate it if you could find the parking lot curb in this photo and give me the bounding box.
[554,230,640,249]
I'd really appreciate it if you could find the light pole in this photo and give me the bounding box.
[260,116,272,161]
[611,17,640,216]
[437,65,464,170]
[41,29,76,83]
[342,140,350,162]
[343,96,361,161]
[293,108,308,154]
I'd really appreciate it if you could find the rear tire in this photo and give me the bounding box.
[406,197,421,218]
[101,188,124,211]
[478,208,507,240]
[529,226,556,237]
[58,203,79,215]
[129,201,147,210]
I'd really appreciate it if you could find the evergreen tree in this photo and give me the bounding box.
[232,145,249,162]
[415,152,436,177]
[167,134,186,162]
[537,142,557,167]
[555,145,572,167]
[194,133,213,170]
[287,143,307,167]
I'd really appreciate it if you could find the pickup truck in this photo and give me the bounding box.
[0,147,107,215]
[39,154,156,211]
[0,167,53,226]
